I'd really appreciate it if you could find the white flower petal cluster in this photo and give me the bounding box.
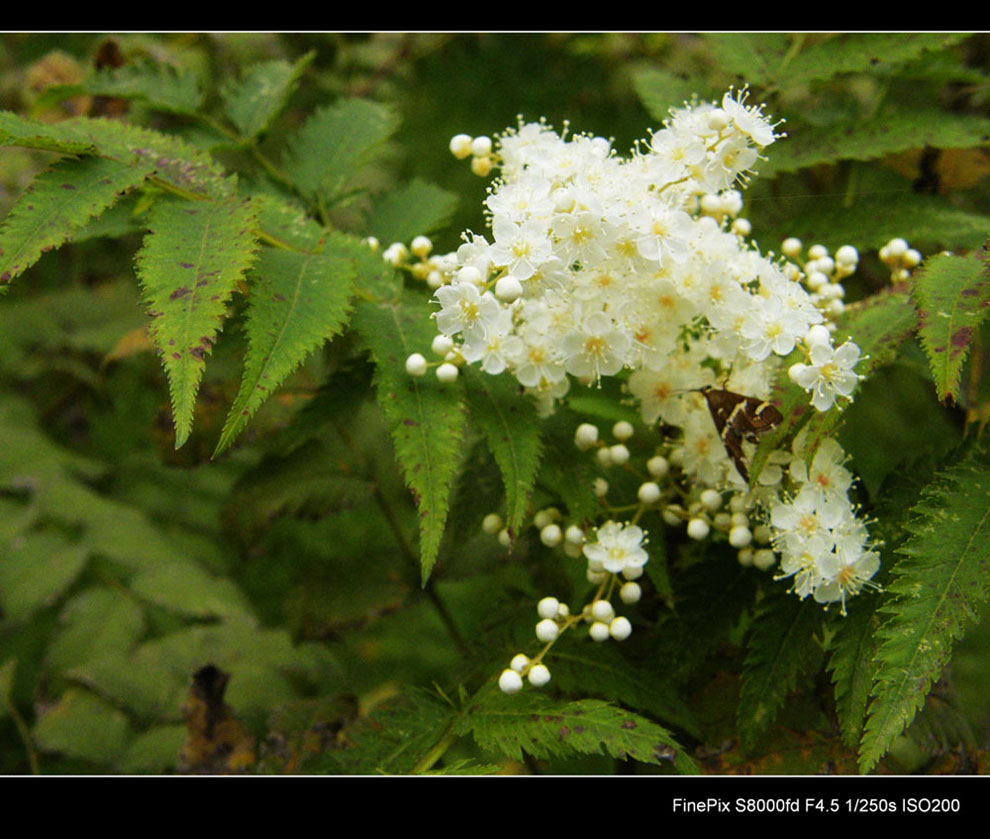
[429,91,854,436]
[768,436,879,611]
[582,520,649,576]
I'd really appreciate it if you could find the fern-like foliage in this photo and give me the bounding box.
[136,197,259,448]
[912,250,990,403]
[352,288,467,582]
[762,107,990,178]
[859,444,990,772]
[282,98,401,210]
[827,593,884,749]
[220,52,315,141]
[33,59,205,117]
[0,156,154,290]
[707,33,967,90]
[215,237,358,455]
[737,591,826,748]
[462,366,543,538]
[455,688,698,774]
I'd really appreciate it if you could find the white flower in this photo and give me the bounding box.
[789,325,861,411]
[582,520,649,575]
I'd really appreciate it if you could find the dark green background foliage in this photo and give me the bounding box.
[1,33,990,776]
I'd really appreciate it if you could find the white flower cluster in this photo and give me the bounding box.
[769,436,880,611]
[416,89,865,422]
[400,90,902,694]
[497,516,647,694]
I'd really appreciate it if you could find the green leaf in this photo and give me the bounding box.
[117,724,186,774]
[0,110,97,155]
[0,156,154,291]
[33,687,132,764]
[632,67,716,123]
[215,238,358,455]
[367,178,458,245]
[703,33,791,87]
[737,591,826,748]
[45,588,145,677]
[462,366,543,537]
[352,288,466,582]
[0,114,235,200]
[776,33,968,88]
[221,51,315,140]
[127,557,255,621]
[547,643,701,739]
[763,108,990,178]
[827,600,883,748]
[135,197,259,448]
[860,445,990,773]
[0,529,89,623]
[758,191,990,254]
[283,98,400,207]
[912,251,990,403]
[69,623,337,727]
[457,689,698,773]
[35,60,204,117]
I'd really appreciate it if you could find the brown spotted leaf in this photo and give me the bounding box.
[912,250,990,403]
[136,197,259,449]
[0,156,155,294]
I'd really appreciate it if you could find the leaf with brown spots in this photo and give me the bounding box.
[0,156,154,294]
[913,250,990,403]
[136,197,259,448]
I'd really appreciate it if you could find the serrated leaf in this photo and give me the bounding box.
[763,108,990,178]
[35,60,204,117]
[0,113,234,200]
[367,178,458,245]
[283,98,400,208]
[860,445,990,773]
[548,643,701,739]
[827,600,883,748]
[0,110,97,155]
[632,67,716,122]
[0,156,154,291]
[778,33,968,88]
[759,191,990,254]
[737,591,826,748]
[456,690,697,773]
[912,251,990,403]
[352,288,466,581]
[462,366,543,537]
[136,197,259,448]
[221,51,315,140]
[215,239,357,455]
[704,33,792,87]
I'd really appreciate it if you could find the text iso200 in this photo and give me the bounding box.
[903,799,961,814]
